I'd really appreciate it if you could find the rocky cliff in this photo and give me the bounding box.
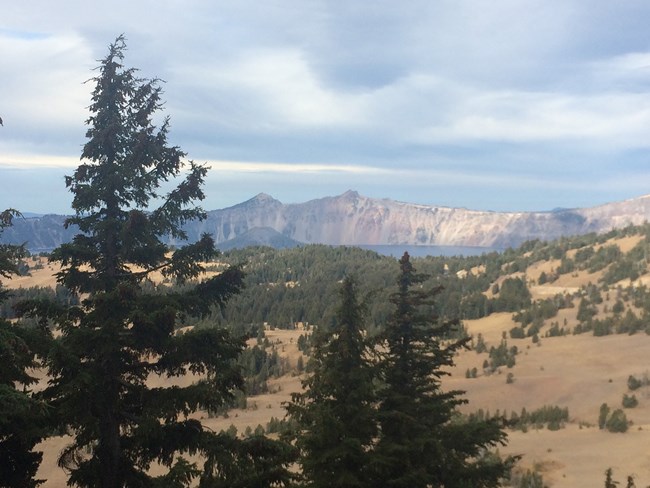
[184,191,650,249]
[5,191,650,251]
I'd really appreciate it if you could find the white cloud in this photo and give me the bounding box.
[0,32,92,150]
[208,159,393,175]
[0,153,78,168]
[588,51,650,90]
[180,48,372,130]
[407,88,650,147]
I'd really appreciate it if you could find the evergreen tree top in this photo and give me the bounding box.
[52,35,214,295]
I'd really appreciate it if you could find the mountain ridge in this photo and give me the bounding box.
[192,191,650,249]
[4,192,650,251]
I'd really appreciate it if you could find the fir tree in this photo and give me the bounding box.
[604,468,618,488]
[0,210,50,487]
[287,277,377,488]
[373,252,512,488]
[20,36,292,488]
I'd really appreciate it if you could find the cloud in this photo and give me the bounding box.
[411,89,650,147]
[175,48,372,131]
[0,31,92,154]
[3,1,650,215]
[0,153,78,168]
[209,160,392,175]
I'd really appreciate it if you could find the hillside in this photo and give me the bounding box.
[5,225,650,486]
[4,191,650,252]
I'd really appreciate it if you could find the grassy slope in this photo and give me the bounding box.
[8,233,650,487]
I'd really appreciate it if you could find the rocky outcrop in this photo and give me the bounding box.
[0,214,76,252]
[196,191,650,249]
[4,191,650,251]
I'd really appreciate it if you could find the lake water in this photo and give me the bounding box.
[358,244,503,258]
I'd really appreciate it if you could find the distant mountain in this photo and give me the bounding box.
[178,191,650,249]
[4,191,650,251]
[1,214,75,253]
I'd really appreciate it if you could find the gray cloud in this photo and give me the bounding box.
[2,1,650,214]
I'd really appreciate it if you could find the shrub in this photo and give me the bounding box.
[509,469,545,488]
[606,409,629,433]
[599,403,610,430]
[628,375,643,391]
[509,326,526,339]
[622,394,638,409]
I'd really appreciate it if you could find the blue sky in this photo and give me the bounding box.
[2,1,650,214]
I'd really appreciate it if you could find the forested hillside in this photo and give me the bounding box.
[8,223,650,340]
[6,221,650,487]
[180,223,650,341]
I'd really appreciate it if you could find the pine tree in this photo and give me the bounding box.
[604,468,618,488]
[20,36,292,488]
[373,252,512,488]
[0,210,50,487]
[287,277,377,488]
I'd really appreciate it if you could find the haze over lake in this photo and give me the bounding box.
[359,244,503,258]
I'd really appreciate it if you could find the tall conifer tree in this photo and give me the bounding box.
[21,36,292,488]
[0,210,50,487]
[287,277,377,488]
[373,252,511,488]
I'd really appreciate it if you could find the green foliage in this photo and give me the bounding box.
[576,297,598,323]
[0,210,51,487]
[0,209,29,302]
[604,468,617,488]
[495,277,532,312]
[512,298,560,334]
[537,271,548,285]
[612,299,625,315]
[237,344,289,395]
[606,409,629,433]
[198,434,296,488]
[184,223,650,344]
[627,375,643,391]
[509,326,526,339]
[546,321,566,337]
[1,284,78,320]
[604,468,638,488]
[622,394,638,408]
[211,245,396,331]
[599,403,611,430]
[487,339,518,370]
[488,405,569,431]
[615,309,643,335]
[602,257,641,284]
[20,37,292,488]
[585,245,622,273]
[287,277,377,488]
[508,468,546,488]
[373,253,512,487]
[475,333,488,353]
[592,317,613,337]
[598,403,629,433]
[556,256,575,275]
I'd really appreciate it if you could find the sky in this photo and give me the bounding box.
[2,1,650,215]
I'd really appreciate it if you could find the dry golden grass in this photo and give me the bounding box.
[0,256,225,291]
[17,235,650,486]
[0,256,60,289]
[36,324,650,487]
